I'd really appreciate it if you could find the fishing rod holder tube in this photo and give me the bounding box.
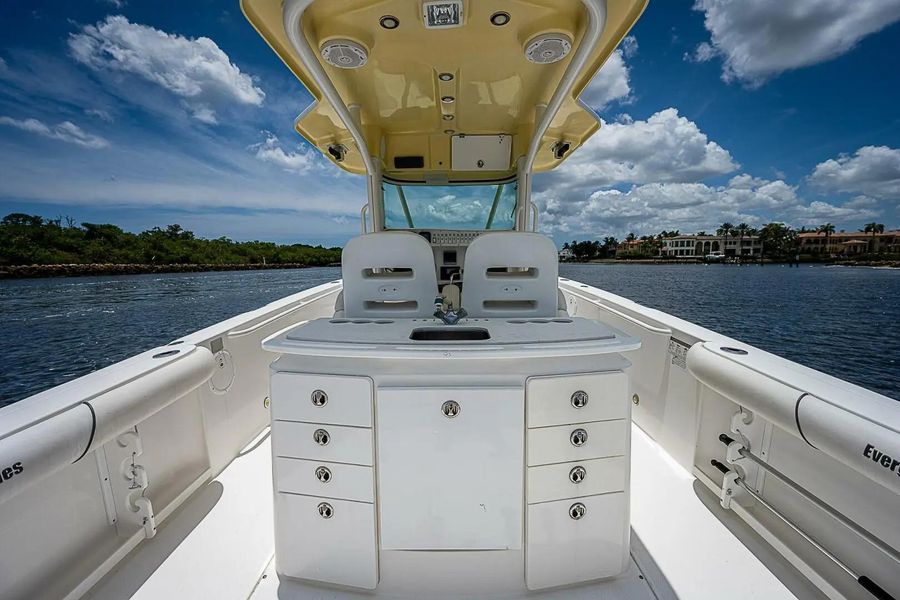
[0,344,214,504]
[687,342,900,496]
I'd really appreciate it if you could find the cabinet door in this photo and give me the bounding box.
[526,456,626,504]
[527,372,627,428]
[271,373,373,427]
[377,387,524,550]
[275,457,374,503]
[526,492,629,590]
[275,493,378,589]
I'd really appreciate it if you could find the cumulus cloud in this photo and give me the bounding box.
[537,174,878,237]
[251,133,320,173]
[544,108,738,195]
[0,116,109,148]
[68,16,264,123]
[809,146,900,199]
[689,0,900,86]
[580,36,637,110]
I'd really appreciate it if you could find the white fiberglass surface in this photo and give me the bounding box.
[382,180,517,230]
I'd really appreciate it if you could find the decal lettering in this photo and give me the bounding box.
[862,444,900,477]
[0,462,24,483]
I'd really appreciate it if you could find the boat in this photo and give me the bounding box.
[1,1,898,599]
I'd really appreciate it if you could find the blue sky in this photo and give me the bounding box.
[1,0,899,246]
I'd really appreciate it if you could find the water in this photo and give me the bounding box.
[0,264,897,406]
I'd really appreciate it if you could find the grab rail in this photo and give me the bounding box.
[360,204,370,234]
[562,287,672,335]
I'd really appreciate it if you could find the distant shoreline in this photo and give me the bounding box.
[0,262,341,279]
[569,258,900,268]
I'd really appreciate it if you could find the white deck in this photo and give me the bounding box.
[86,424,803,600]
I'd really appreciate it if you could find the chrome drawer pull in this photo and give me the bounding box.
[441,400,460,418]
[315,466,332,483]
[570,390,589,408]
[569,465,586,483]
[310,389,328,407]
[570,428,588,447]
[317,502,334,519]
[313,428,330,446]
[569,502,586,520]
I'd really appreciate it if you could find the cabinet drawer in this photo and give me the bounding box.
[275,493,378,589]
[527,456,627,504]
[527,420,627,466]
[527,372,627,428]
[526,492,629,590]
[273,420,373,466]
[275,457,374,503]
[271,373,373,427]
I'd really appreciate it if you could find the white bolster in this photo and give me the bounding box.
[687,342,900,496]
[0,345,214,505]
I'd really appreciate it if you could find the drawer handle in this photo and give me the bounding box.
[441,400,461,418]
[317,502,334,519]
[310,389,328,407]
[569,502,586,520]
[313,428,330,446]
[315,466,332,483]
[570,428,588,447]
[570,390,589,409]
[569,466,586,483]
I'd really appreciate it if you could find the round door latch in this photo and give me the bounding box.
[569,465,587,483]
[569,502,586,520]
[313,428,330,446]
[315,466,332,483]
[311,389,328,407]
[441,400,460,418]
[317,502,334,519]
[570,428,588,447]
[571,390,589,408]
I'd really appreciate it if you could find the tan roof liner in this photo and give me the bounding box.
[241,0,647,182]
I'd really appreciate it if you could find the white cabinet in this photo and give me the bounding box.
[377,387,524,550]
[272,420,374,466]
[527,372,627,427]
[275,493,378,589]
[271,373,373,427]
[275,457,374,503]
[525,492,629,590]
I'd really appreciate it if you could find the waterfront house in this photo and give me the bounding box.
[798,230,900,255]
[661,234,761,258]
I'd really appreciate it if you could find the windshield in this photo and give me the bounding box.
[383,181,517,230]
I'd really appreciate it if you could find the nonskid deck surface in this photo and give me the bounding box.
[248,555,656,600]
[87,424,800,600]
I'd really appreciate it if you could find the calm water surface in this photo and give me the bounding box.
[0,264,897,405]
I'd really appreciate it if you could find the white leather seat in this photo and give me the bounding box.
[461,232,560,318]
[340,232,438,318]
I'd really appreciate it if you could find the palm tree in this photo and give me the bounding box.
[818,223,835,255]
[625,232,636,242]
[863,222,885,253]
[736,223,750,259]
[717,222,733,256]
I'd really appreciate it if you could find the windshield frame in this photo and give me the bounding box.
[381,176,519,231]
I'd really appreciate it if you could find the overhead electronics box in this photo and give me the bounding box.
[451,134,512,171]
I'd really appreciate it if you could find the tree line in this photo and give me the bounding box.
[562,221,891,261]
[0,213,341,267]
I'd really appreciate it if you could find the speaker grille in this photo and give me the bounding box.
[320,39,368,69]
[524,34,572,64]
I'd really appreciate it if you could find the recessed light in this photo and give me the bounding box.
[441,96,455,104]
[444,129,455,135]
[490,12,510,26]
[438,72,454,82]
[380,15,400,29]
[442,114,454,121]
